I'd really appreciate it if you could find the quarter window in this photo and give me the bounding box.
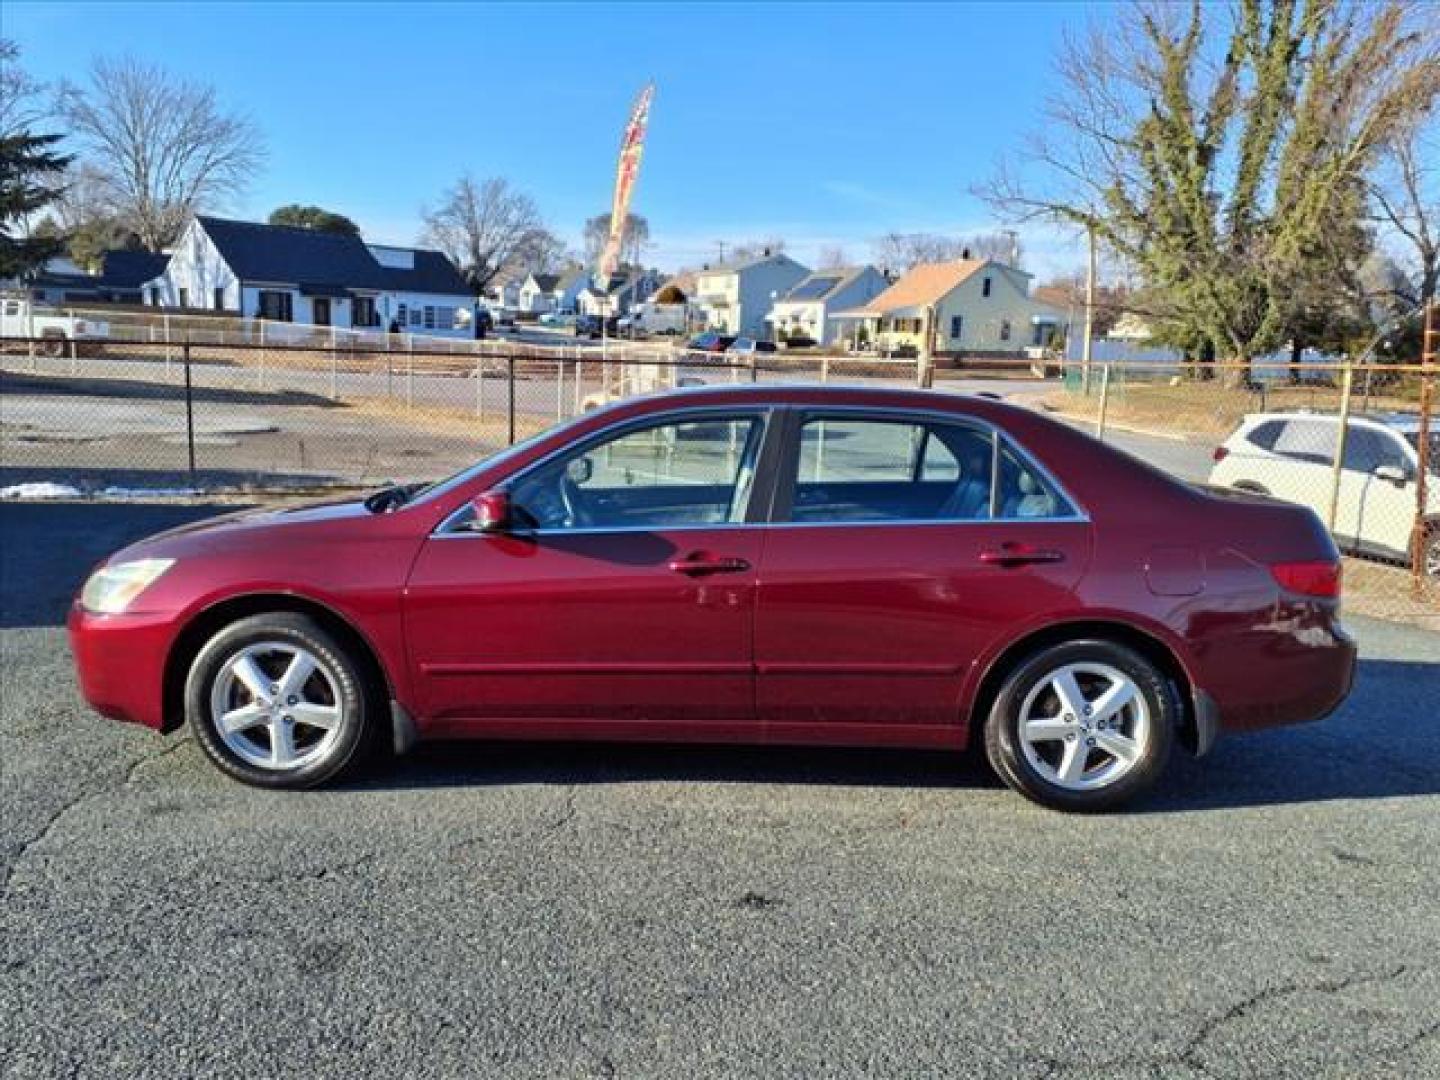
[508,415,765,531]
[1272,421,1337,466]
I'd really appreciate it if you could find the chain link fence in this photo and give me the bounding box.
[3,307,1436,623]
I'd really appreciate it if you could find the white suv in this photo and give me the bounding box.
[1209,412,1439,575]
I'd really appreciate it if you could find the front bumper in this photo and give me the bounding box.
[67,603,176,730]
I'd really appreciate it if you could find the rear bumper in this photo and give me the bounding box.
[1196,613,1357,735]
[67,604,176,730]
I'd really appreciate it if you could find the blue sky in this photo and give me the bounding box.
[8,1,1098,276]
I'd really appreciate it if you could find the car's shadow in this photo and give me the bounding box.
[356,657,1439,813]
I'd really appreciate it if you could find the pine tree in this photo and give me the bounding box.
[0,132,72,279]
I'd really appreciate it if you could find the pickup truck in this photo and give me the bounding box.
[0,298,110,354]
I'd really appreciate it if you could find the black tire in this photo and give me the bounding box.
[185,612,375,789]
[984,639,1177,812]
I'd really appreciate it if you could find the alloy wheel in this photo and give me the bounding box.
[1017,662,1151,792]
[209,641,344,771]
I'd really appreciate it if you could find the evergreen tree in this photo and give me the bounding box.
[0,132,72,279]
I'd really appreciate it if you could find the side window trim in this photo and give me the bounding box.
[435,406,777,536]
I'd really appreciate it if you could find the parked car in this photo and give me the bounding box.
[0,297,110,354]
[574,314,619,339]
[1209,411,1439,575]
[70,385,1356,810]
[687,332,737,353]
[726,338,778,357]
[539,311,576,328]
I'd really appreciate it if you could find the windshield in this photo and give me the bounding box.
[1404,431,1440,473]
[407,416,582,506]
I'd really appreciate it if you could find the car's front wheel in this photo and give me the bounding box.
[186,613,374,788]
[985,640,1176,811]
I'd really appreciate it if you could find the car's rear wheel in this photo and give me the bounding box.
[984,640,1176,811]
[186,613,374,789]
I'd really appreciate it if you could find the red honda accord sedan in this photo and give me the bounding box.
[70,385,1356,810]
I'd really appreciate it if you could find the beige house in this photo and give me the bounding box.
[837,259,1062,357]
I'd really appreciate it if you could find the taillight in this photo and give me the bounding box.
[1212,445,1229,462]
[1270,560,1341,598]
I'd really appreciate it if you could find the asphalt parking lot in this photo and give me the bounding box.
[2,502,1438,1079]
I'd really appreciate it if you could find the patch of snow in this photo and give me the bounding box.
[99,486,201,499]
[0,482,83,500]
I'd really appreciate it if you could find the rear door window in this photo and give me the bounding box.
[785,416,1076,523]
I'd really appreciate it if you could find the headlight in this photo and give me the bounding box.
[80,559,175,614]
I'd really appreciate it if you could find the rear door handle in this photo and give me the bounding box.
[979,544,1065,567]
[668,552,752,576]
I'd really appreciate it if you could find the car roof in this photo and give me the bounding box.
[1242,410,1421,432]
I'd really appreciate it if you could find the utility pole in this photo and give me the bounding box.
[1414,299,1437,596]
[716,241,727,265]
[1082,220,1097,395]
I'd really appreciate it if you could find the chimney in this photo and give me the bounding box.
[961,247,971,260]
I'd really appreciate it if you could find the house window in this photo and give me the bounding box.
[1000,319,1012,341]
[423,306,436,330]
[178,287,189,308]
[354,296,376,327]
[949,315,963,341]
[148,287,159,306]
[436,306,454,330]
[213,287,225,311]
[258,290,293,322]
[410,306,422,328]
[397,303,408,327]
[982,277,992,297]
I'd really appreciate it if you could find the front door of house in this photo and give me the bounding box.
[313,298,331,326]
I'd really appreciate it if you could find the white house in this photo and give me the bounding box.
[693,251,809,338]
[768,265,890,345]
[836,259,1063,357]
[145,216,475,336]
[485,275,523,312]
[577,271,657,318]
[518,272,560,314]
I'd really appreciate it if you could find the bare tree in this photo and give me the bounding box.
[582,212,650,269]
[871,230,1021,272]
[1371,117,1439,314]
[728,236,787,262]
[978,0,1440,380]
[817,245,849,269]
[420,175,555,293]
[56,56,263,251]
[1,39,48,139]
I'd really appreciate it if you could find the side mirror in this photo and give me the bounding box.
[1373,464,1409,486]
[471,489,513,532]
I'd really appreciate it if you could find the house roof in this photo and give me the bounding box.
[555,267,587,290]
[778,266,874,304]
[377,250,471,296]
[696,251,797,277]
[99,250,170,289]
[528,273,561,293]
[650,271,697,303]
[196,216,470,296]
[838,259,989,317]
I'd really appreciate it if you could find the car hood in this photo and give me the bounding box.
[109,496,378,563]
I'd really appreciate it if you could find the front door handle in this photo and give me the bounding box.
[668,552,752,576]
[979,543,1065,567]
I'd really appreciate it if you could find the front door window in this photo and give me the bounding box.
[509,415,766,531]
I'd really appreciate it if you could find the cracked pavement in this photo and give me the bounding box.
[2,503,1439,1078]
